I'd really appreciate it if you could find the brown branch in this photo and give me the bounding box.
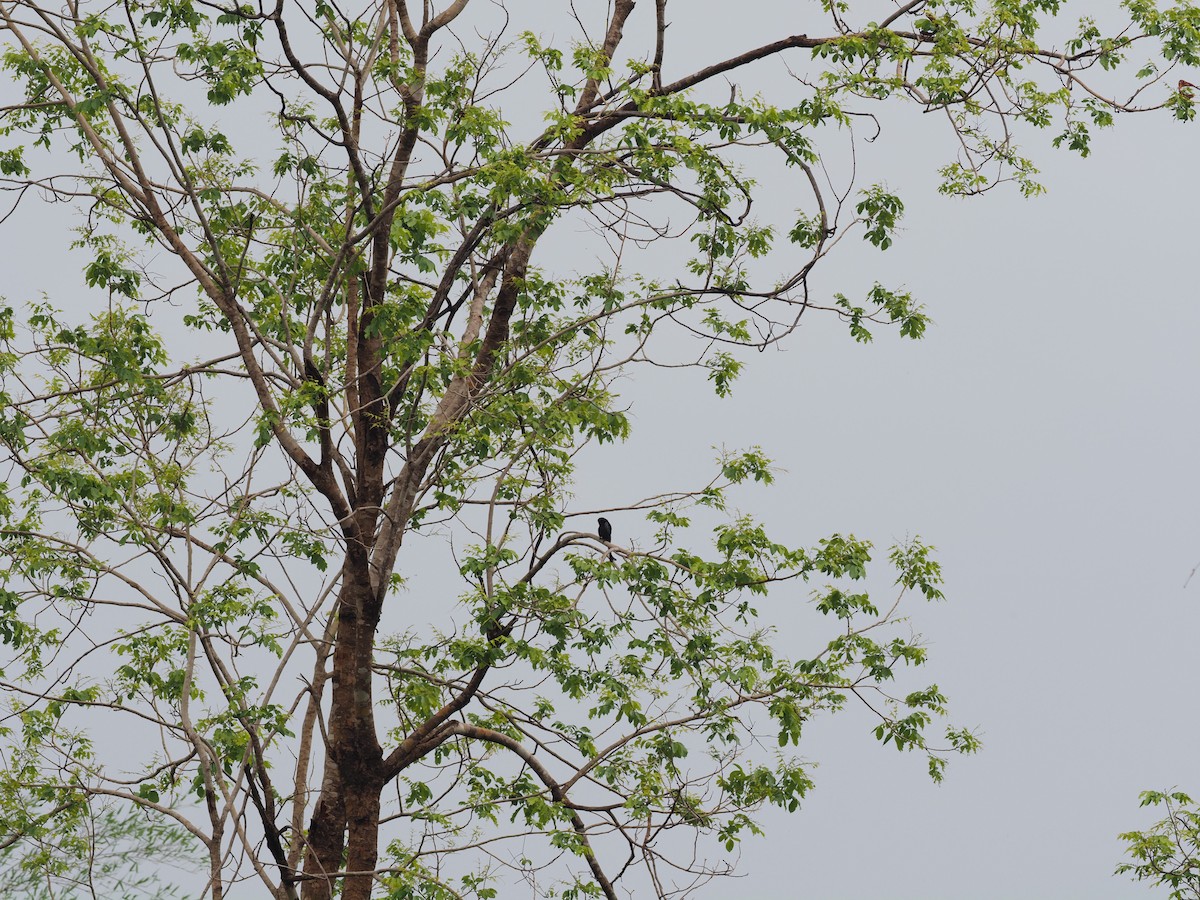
[652,0,667,92]
[577,0,638,112]
[446,723,620,900]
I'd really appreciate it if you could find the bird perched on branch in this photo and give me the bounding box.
[1180,79,1198,100]
[597,517,613,560]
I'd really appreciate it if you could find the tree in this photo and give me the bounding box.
[0,1,1193,897]
[1119,790,1200,900]
[0,806,198,899]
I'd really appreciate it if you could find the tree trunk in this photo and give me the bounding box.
[302,559,384,900]
[300,767,345,900]
[343,785,384,900]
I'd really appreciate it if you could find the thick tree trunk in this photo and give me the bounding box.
[300,767,345,900]
[301,560,384,900]
[343,786,384,900]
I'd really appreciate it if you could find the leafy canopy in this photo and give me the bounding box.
[0,1,1195,898]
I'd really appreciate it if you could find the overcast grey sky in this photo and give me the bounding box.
[571,3,1200,897]
[2,2,1197,897]
[696,117,1200,898]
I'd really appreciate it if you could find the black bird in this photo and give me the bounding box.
[597,517,613,561]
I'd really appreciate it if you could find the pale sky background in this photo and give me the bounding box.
[561,3,1200,897]
[3,1,1199,898]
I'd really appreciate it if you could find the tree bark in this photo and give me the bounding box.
[301,561,384,900]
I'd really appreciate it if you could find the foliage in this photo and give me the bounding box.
[0,805,199,899]
[1118,790,1200,899]
[0,1,1194,898]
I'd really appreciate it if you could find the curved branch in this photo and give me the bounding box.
[445,722,619,900]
